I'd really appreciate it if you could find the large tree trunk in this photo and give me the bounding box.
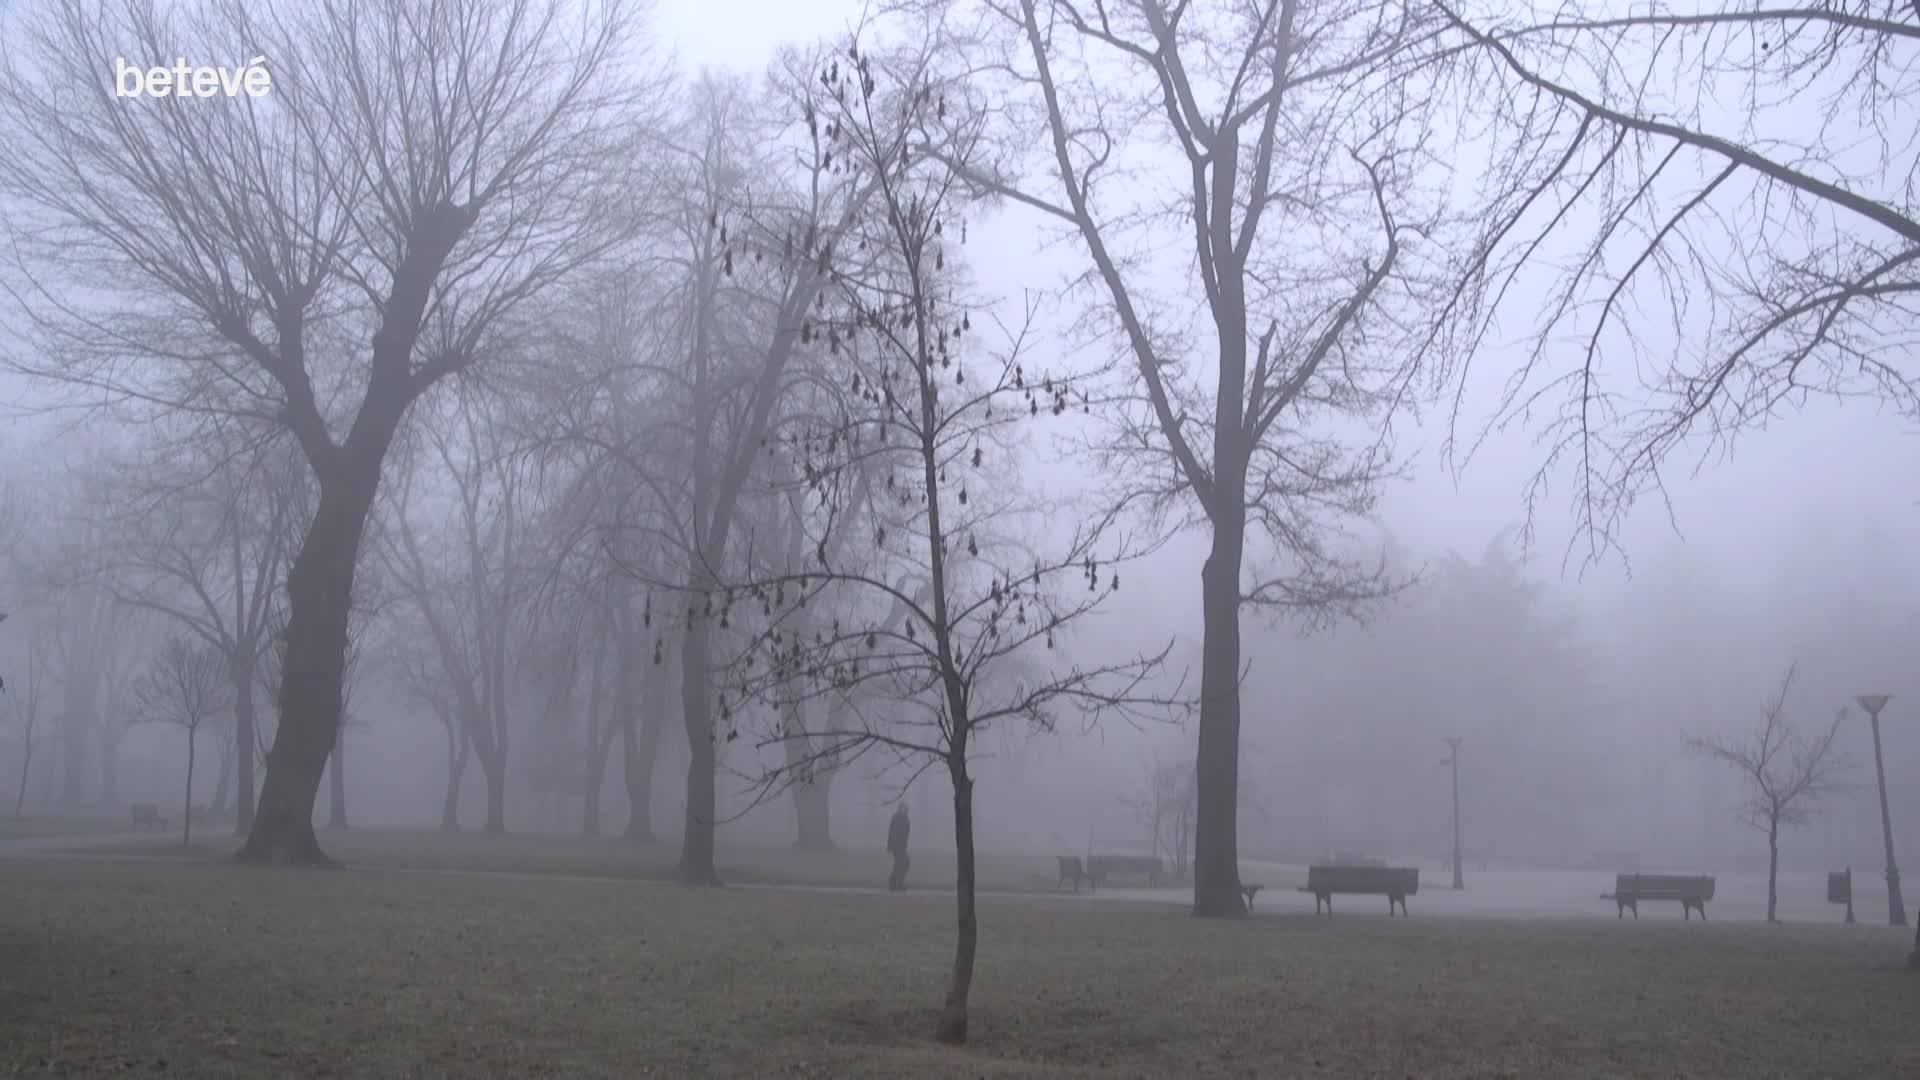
[231,654,258,835]
[237,456,386,867]
[1192,510,1248,917]
[480,747,507,834]
[440,720,468,832]
[786,700,838,851]
[792,773,836,852]
[211,737,236,816]
[678,614,719,883]
[327,729,347,830]
[937,763,978,1045]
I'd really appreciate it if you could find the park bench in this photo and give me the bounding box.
[1300,864,1418,915]
[1602,873,1714,920]
[130,803,168,831]
[1084,853,1165,887]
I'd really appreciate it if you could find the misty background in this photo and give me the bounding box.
[0,0,1915,881]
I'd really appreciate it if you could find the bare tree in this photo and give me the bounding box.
[715,36,1179,1044]
[136,637,235,846]
[958,0,1455,916]
[1130,753,1198,880]
[4,631,53,819]
[0,0,649,865]
[1690,665,1848,923]
[91,433,304,834]
[1437,3,1920,561]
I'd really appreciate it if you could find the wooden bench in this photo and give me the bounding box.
[130,803,168,831]
[1602,873,1714,920]
[1300,864,1418,916]
[1085,853,1164,887]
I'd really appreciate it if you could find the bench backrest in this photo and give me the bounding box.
[1306,865,1419,896]
[1085,854,1163,878]
[1058,856,1084,875]
[1613,873,1714,900]
[131,803,161,821]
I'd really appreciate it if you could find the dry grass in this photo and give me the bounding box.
[2,856,1915,1078]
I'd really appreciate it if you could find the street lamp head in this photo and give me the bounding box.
[1857,693,1891,717]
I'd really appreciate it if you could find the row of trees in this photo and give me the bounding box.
[2,0,1915,1040]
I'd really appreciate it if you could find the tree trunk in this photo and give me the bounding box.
[211,737,235,816]
[182,726,197,847]
[12,737,30,817]
[481,747,507,834]
[97,724,118,807]
[60,710,89,806]
[678,615,719,883]
[786,701,837,851]
[237,463,384,867]
[623,668,666,843]
[232,653,258,835]
[1767,820,1779,924]
[440,721,467,832]
[936,763,978,1045]
[327,728,348,830]
[1192,512,1248,917]
[581,622,612,837]
[792,773,836,852]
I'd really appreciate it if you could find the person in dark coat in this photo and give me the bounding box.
[887,803,911,891]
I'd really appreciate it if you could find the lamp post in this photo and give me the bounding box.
[1444,737,1464,890]
[1855,694,1906,928]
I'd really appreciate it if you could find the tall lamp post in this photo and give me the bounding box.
[1444,737,1464,890]
[1854,694,1906,928]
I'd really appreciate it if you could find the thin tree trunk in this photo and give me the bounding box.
[327,728,347,830]
[12,739,30,817]
[623,666,666,843]
[937,763,978,1045]
[183,726,197,847]
[581,621,612,837]
[238,462,385,867]
[1767,820,1779,924]
[97,724,118,807]
[481,748,507,834]
[232,654,257,835]
[1192,511,1248,917]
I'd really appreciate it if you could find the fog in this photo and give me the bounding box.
[0,0,1914,905]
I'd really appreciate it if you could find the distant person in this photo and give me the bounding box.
[887,804,911,891]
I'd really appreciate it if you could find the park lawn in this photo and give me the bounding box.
[2,858,1915,1078]
[0,816,128,839]
[81,826,1077,894]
